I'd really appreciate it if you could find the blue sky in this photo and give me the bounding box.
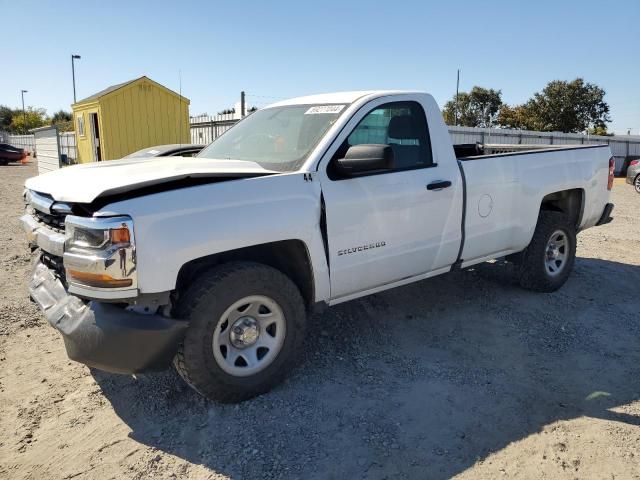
[2,0,638,133]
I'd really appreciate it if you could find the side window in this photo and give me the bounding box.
[332,101,432,174]
[76,114,85,137]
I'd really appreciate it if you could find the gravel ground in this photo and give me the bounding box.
[1,161,639,480]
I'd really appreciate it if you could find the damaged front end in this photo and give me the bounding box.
[21,189,186,374]
[29,261,186,373]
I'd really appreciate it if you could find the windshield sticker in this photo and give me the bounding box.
[305,105,346,115]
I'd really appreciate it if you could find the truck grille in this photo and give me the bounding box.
[33,209,66,232]
[26,190,67,232]
[40,251,66,286]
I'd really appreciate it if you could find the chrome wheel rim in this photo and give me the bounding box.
[545,230,568,277]
[635,175,640,193]
[212,295,286,377]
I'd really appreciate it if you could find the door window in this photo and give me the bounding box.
[330,101,432,176]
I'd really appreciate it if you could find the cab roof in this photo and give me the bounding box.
[266,90,426,108]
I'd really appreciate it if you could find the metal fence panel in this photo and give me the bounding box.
[190,117,237,144]
[59,132,77,162]
[33,127,61,174]
[446,126,639,173]
[3,133,36,151]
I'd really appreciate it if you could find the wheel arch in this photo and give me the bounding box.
[508,189,584,265]
[174,239,316,309]
[539,188,585,229]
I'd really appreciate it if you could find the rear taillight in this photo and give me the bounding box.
[630,160,639,167]
[607,157,615,191]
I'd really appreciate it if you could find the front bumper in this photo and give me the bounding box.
[29,261,187,374]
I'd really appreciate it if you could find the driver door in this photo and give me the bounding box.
[319,98,461,300]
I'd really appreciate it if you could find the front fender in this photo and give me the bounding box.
[100,173,330,301]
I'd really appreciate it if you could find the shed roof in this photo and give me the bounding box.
[76,79,136,103]
[74,76,189,106]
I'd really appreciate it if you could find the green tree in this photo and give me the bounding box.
[51,110,73,132]
[497,104,533,130]
[51,110,72,124]
[0,105,14,132]
[588,125,611,136]
[442,87,503,127]
[497,78,610,133]
[10,107,48,134]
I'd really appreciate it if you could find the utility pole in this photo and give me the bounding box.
[455,69,460,126]
[21,90,28,134]
[240,91,246,118]
[71,54,81,103]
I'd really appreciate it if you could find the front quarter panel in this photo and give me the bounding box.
[98,173,329,301]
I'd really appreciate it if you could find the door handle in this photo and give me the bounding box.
[426,180,452,190]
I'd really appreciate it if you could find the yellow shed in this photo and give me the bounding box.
[71,76,190,163]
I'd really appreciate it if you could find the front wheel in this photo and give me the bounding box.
[174,262,306,403]
[518,211,576,292]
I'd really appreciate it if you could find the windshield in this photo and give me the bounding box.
[196,104,347,172]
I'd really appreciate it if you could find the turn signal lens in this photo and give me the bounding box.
[109,226,130,244]
[67,270,133,288]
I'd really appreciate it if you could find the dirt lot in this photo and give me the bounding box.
[1,161,638,480]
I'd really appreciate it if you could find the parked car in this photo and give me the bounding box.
[626,159,640,193]
[21,90,615,403]
[124,144,205,159]
[0,143,26,165]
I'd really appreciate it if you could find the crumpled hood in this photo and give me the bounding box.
[24,156,277,203]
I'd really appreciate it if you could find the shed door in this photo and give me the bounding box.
[89,113,102,162]
[34,127,61,175]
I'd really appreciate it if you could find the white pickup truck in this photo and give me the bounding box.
[22,91,615,402]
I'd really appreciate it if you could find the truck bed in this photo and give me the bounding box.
[457,143,612,267]
[454,143,608,160]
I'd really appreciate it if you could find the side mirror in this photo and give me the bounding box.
[336,144,394,176]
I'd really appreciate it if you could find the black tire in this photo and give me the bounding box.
[634,174,640,194]
[173,261,306,403]
[518,211,576,293]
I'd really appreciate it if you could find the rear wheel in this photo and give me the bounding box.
[518,211,576,292]
[174,262,306,403]
[634,174,640,194]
